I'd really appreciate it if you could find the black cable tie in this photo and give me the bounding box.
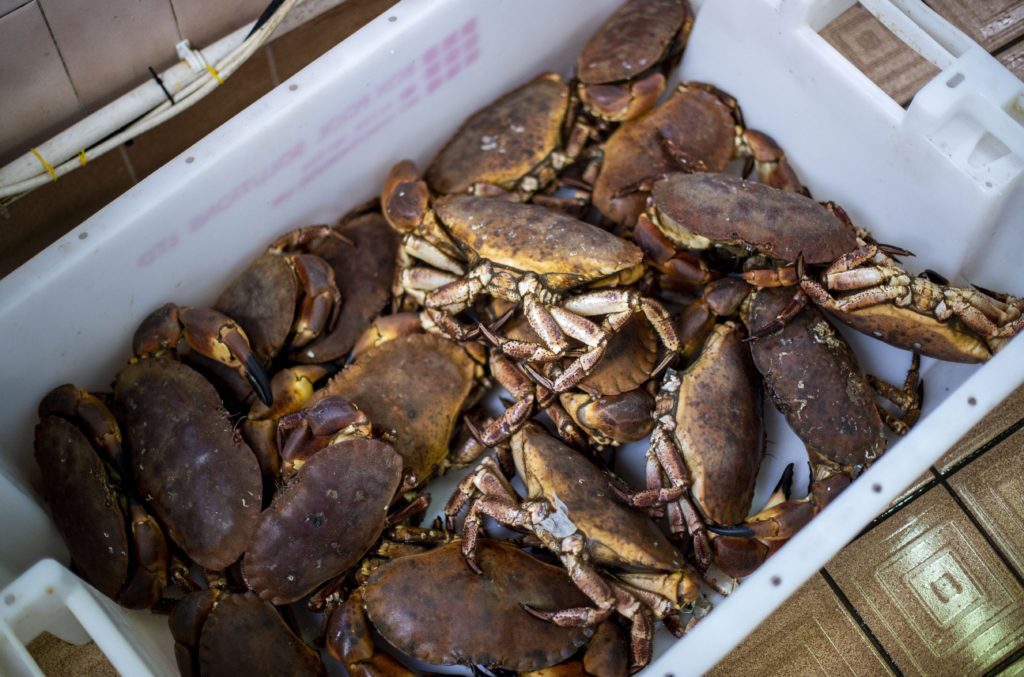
[246,0,286,40]
[149,66,175,105]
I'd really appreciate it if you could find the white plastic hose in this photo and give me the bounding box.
[0,0,302,201]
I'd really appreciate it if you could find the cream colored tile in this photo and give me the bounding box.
[926,0,1024,53]
[937,385,1024,472]
[820,4,939,106]
[0,2,82,165]
[709,573,892,676]
[826,489,1024,675]
[171,0,266,49]
[38,0,181,109]
[948,426,1024,578]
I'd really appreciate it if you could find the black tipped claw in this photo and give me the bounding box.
[707,523,756,537]
[777,462,796,498]
[521,363,556,391]
[246,354,273,406]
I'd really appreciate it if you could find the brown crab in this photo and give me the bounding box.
[425,73,591,205]
[382,160,680,395]
[239,331,485,603]
[588,82,805,230]
[171,589,325,676]
[114,305,267,571]
[636,172,1021,362]
[34,385,171,609]
[695,287,923,573]
[327,539,627,675]
[446,424,703,673]
[576,0,695,123]
[241,437,405,605]
[215,226,349,368]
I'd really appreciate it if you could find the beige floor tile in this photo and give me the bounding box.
[937,385,1024,472]
[826,489,1024,675]
[171,0,267,49]
[925,0,1024,53]
[0,150,134,277]
[820,4,939,106]
[122,52,275,179]
[38,0,182,109]
[947,426,1024,578]
[270,0,397,80]
[0,2,83,165]
[708,574,893,676]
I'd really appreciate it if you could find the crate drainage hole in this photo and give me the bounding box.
[872,483,882,493]
[968,396,977,406]
[770,576,781,587]
[946,73,964,88]
[289,84,298,91]
[4,593,14,605]
[185,156,194,164]
[388,15,397,22]
[78,232,88,240]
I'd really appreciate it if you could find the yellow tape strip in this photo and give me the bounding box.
[31,148,57,181]
[78,150,88,167]
[205,63,224,85]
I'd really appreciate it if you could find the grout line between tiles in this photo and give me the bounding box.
[35,0,83,104]
[265,45,281,86]
[1,1,34,20]
[856,412,1024,541]
[117,145,138,184]
[856,476,941,539]
[939,415,1024,480]
[993,31,1024,59]
[818,569,903,676]
[938,478,1024,589]
[166,0,184,42]
[985,643,1024,676]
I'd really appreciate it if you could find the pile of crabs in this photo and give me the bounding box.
[31,0,1024,675]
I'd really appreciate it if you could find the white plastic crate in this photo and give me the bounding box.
[1,0,1022,674]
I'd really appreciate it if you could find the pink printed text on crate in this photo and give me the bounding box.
[135,18,480,269]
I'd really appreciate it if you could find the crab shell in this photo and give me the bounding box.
[649,172,859,264]
[435,194,644,291]
[576,0,693,122]
[293,212,400,363]
[115,358,262,571]
[593,84,736,228]
[242,438,403,605]
[513,424,685,571]
[670,321,764,525]
[171,590,325,677]
[309,332,478,482]
[35,415,131,601]
[426,73,571,195]
[362,540,593,671]
[746,287,886,468]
